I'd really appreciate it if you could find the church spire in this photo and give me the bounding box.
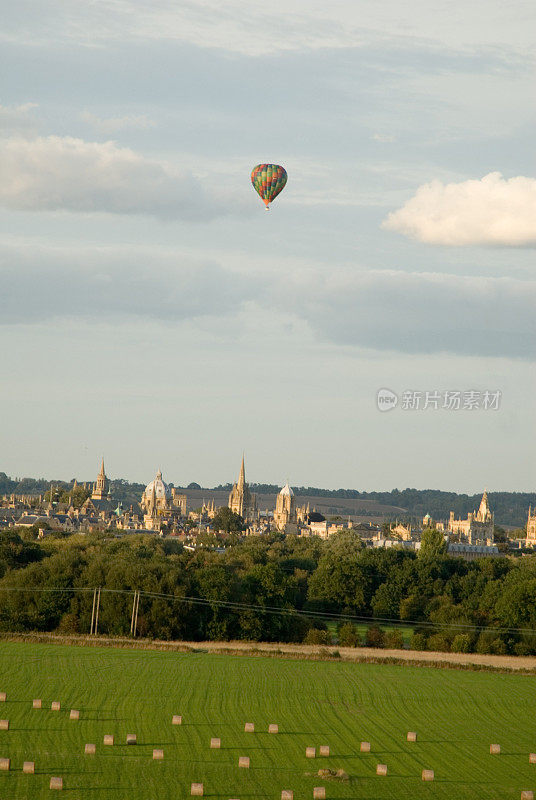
[238,454,245,489]
[91,457,108,501]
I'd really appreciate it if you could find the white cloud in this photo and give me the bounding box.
[80,111,157,133]
[0,135,240,220]
[382,172,536,246]
[0,102,38,133]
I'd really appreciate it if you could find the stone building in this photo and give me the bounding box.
[140,469,186,531]
[228,456,257,520]
[273,483,296,532]
[81,460,114,515]
[91,459,109,501]
[526,507,536,546]
[448,491,494,544]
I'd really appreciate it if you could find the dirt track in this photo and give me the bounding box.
[4,633,536,673]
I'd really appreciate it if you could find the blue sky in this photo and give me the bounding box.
[1,0,534,492]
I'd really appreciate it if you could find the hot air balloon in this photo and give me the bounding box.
[251,163,287,208]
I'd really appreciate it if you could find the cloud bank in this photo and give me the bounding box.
[0,135,231,220]
[383,172,536,246]
[1,243,534,359]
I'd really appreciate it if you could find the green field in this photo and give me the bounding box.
[0,641,535,799]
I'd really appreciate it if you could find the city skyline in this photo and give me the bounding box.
[1,1,534,492]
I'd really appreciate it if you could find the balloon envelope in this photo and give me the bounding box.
[251,164,287,207]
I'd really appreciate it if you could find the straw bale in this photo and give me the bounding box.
[313,789,326,800]
[210,738,221,749]
[172,715,182,725]
[238,756,250,768]
[269,724,279,734]
[23,761,35,774]
[84,743,96,755]
[376,764,387,776]
[32,699,41,709]
[103,735,114,746]
[422,770,434,782]
[319,746,329,757]
[306,747,316,758]
[490,744,501,755]
[50,776,63,790]
[153,749,164,760]
[191,783,203,796]
[244,722,254,732]
[360,741,370,752]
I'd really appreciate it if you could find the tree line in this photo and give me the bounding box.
[0,528,535,654]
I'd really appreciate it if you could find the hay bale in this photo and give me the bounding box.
[51,701,60,712]
[50,776,63,790]
[153,749,164,760]
[69,709,79,721]
[313,789,326,800]
[490,744,501,755]
[376,764,387,776]
[407,731,417,742]
[521,792,534,800]
[126,734,137,745]
[530,753,536,764]
[210,737,221,749]
[103,735,114,746]
[32,699,41,709]
[238,756,250,768]
[172,715,182,725]
[422,770,434,782]
[269,724,279,734]
[0,758,9,771]
[360,741,371,753]
[319,746,330,757]
[84,743,96,755]
[244,722,255,732]
[0,693,6,702]
[191,783,203,796]
[23,761,35,774]
[306,747,316,759]
[281,791,293,800]
[0,720,9,731]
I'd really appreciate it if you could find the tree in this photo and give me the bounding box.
[419,528,447,559]
[337,622,361,647]
[211,507,245,533]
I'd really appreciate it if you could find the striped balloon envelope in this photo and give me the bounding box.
[251,164,287,208]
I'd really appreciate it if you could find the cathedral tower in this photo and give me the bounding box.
[91,458,108,501]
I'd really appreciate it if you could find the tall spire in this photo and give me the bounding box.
[238,454,245,489]
[92,457,108,500]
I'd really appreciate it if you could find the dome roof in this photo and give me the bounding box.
[144,470,172,501]
[279,483,294,497]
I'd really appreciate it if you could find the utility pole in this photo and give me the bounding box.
[90,587,97,635]
[130,590,140,637]
[91,587,101,636]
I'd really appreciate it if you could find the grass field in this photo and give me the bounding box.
[0,641,535,799]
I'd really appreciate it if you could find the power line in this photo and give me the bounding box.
[0,585,534,637]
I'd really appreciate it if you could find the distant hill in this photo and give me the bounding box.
[1,472,533,527]
[207,483,535,527]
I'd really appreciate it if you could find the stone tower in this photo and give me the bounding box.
[228,455,257,520]
[273,483,296,530]
[91,458,108,501]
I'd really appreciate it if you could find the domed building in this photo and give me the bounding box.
[140,469,187,531]
[141,470,172,513]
